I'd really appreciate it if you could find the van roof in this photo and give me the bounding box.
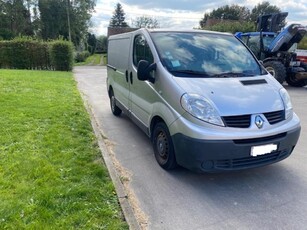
[108,28,233,40]
[145,28,232,36]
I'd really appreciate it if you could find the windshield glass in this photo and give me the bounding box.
[150,32,263,77]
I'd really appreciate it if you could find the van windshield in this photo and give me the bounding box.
[150,32,264,78]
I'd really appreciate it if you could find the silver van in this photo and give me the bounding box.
[107,29,301,172]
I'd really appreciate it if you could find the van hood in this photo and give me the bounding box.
[174,76,284,116]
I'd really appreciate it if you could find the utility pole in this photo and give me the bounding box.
[66,0,72,42]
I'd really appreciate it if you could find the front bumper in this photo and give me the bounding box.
[172,126,301,172]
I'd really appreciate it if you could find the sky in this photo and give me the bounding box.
[90,0,307,36]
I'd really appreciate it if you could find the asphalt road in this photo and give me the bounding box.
[74,66,307,230]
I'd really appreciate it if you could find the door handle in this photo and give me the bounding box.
[130,72,133,84]
[125,70,129,82]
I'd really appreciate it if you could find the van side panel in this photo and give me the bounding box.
[128,31,183,136]
[107,35,132,111]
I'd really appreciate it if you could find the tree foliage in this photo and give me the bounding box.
[0,0,95,47]
[87,32,96,54]
[109,3,129,28]
[204,21,255,34]
[212,5,250,21]
[199,2,282,33]
[0,0,33,39]
[250,1,281,23]
[95,35,107,53]
[38,0,95,46]
[133,16,159,29]
[298,37,307,50]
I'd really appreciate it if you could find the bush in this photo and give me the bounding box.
[0,38,74,71]
[75,51,91,63]
[0,37,51,70]
[49,40,74,71]
[298,36,307,50]
[0,41,11,68]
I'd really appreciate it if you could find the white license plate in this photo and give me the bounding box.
[251,144,277,157]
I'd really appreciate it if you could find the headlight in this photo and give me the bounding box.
[180,93,224,126]
[279,88,293,119]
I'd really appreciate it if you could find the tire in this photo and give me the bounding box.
[301,62,307,71]
[263,61,286,84]
[109,89,122,116]
[152,122,177,170]
[286,73,307,87]
[285,62,307,87]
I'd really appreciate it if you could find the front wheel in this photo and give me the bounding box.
[152,122,177,170]
[109,89,122,116]
[263,61,286,84]
[286,73,307,87]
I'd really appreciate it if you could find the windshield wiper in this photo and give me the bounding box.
[170,70,209,77]
[213,72,255,78]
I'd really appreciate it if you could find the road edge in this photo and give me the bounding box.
[75,80,141,230]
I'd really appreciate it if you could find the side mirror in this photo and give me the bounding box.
[137,60,156,83]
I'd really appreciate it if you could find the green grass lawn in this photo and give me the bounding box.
[0,69,128,229]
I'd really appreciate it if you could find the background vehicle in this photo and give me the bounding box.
[296,49,307,64]
[235,12,307,87]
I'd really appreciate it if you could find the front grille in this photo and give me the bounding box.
[223,115,251,128]
[222,110,285,128]
[214,150,289,170]
[264,110,285,124]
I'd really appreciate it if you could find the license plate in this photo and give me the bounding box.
[251,144,277,157]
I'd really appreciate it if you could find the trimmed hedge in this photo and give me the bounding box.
[49,40,74,71]
[0,38,74,71]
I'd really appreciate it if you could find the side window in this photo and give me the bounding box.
[133,34,154,66]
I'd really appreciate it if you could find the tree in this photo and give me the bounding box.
[87,32,96,54]
[204,4,250,21]
[109,3,129,28]
[96,35,107,53]
[204,21,255,34]
[250,1,281,23]
[199,13,210,29]
[38,0,95,46]
[199,2,282,32]
[133,16,159,29]
[199,4,250,29]
[0,0,33,39]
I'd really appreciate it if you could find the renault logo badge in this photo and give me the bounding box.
[255,115,264,129]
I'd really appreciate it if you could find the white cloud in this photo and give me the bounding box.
[90,0,307,35]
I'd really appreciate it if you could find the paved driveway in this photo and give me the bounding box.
[74,66,307,230]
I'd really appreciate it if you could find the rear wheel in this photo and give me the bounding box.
[263,61,286,84]
[109,89,122,116]
[152,122,177,170]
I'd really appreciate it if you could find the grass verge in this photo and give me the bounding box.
[0,69,128,229]
[75,54,104,66]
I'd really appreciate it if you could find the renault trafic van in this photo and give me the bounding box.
[107,29,301,172]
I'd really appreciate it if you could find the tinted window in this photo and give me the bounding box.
[133,34,154,66]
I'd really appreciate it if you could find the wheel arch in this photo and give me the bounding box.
[150,116,165,141]
[262,57,282,63]
[108,85,114,98]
